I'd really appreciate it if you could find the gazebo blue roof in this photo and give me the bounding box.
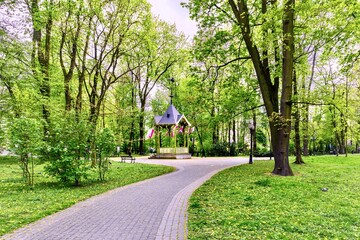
[154,104,191,126]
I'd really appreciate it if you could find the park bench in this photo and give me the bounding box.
[120,155,136,163]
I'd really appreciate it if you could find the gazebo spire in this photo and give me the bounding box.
[170,94,173,105]
[170,77,175,104]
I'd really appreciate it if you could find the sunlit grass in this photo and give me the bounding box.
[0,156,174,236]
[188,155,360,239]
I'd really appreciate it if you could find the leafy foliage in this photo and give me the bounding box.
[8,117,43,186]
[96,128,116,181]
[43,112,91,185]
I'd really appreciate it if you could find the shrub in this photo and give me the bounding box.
[206,142,238,157]
[44,112,91,186]
[9,117,42,186]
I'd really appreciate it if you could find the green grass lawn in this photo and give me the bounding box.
[188,155,360,239]
[0,156,174,236]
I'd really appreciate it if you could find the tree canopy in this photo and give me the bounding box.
[1,0,360,181]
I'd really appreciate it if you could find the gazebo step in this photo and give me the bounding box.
[149,153,192,159]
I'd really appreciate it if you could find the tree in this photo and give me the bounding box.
[186,0,360,172]
[127,17,186,154]
[96,128,115,181]
[230,0,295,175]
[56,0,152,161]
[58,0,83,112]
[26,0,54,133]
[44,111,91,185]
[186,1,295,175]
[9,117,42,186]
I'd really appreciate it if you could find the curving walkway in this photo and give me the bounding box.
[2,157,249,240]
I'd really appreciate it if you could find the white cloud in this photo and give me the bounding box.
[148,0,197,38]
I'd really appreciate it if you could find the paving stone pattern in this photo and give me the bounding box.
[2,157,248,240]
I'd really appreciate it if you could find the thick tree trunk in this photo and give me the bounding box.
[228,0,294,176]
[338,130,346,154]
[270,122,293,175]
[271,0,295,176]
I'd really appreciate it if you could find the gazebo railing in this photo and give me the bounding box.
[159,147,189,154]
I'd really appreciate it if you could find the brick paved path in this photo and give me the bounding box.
[2,157,248,240]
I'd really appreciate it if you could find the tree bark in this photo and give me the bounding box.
[272,0,295,176]
[293,71,304,164]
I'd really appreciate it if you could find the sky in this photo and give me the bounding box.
[147,0,197,38]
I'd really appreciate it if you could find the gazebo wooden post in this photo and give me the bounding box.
[168,126,171,147]
[156,126,160,154]
[174,125,177,154]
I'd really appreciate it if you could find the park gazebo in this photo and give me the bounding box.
[152,103,192,159]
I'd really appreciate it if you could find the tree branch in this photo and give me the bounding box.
[210,56,250,69]
[293,101,344,114]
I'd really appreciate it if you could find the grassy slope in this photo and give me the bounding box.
[188,155,360,239]
[0,156,174,236]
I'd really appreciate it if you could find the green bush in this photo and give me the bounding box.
[9,117,43,186]
[204,142,238,157]
[43,112,91,186]
[208,142,228,156]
